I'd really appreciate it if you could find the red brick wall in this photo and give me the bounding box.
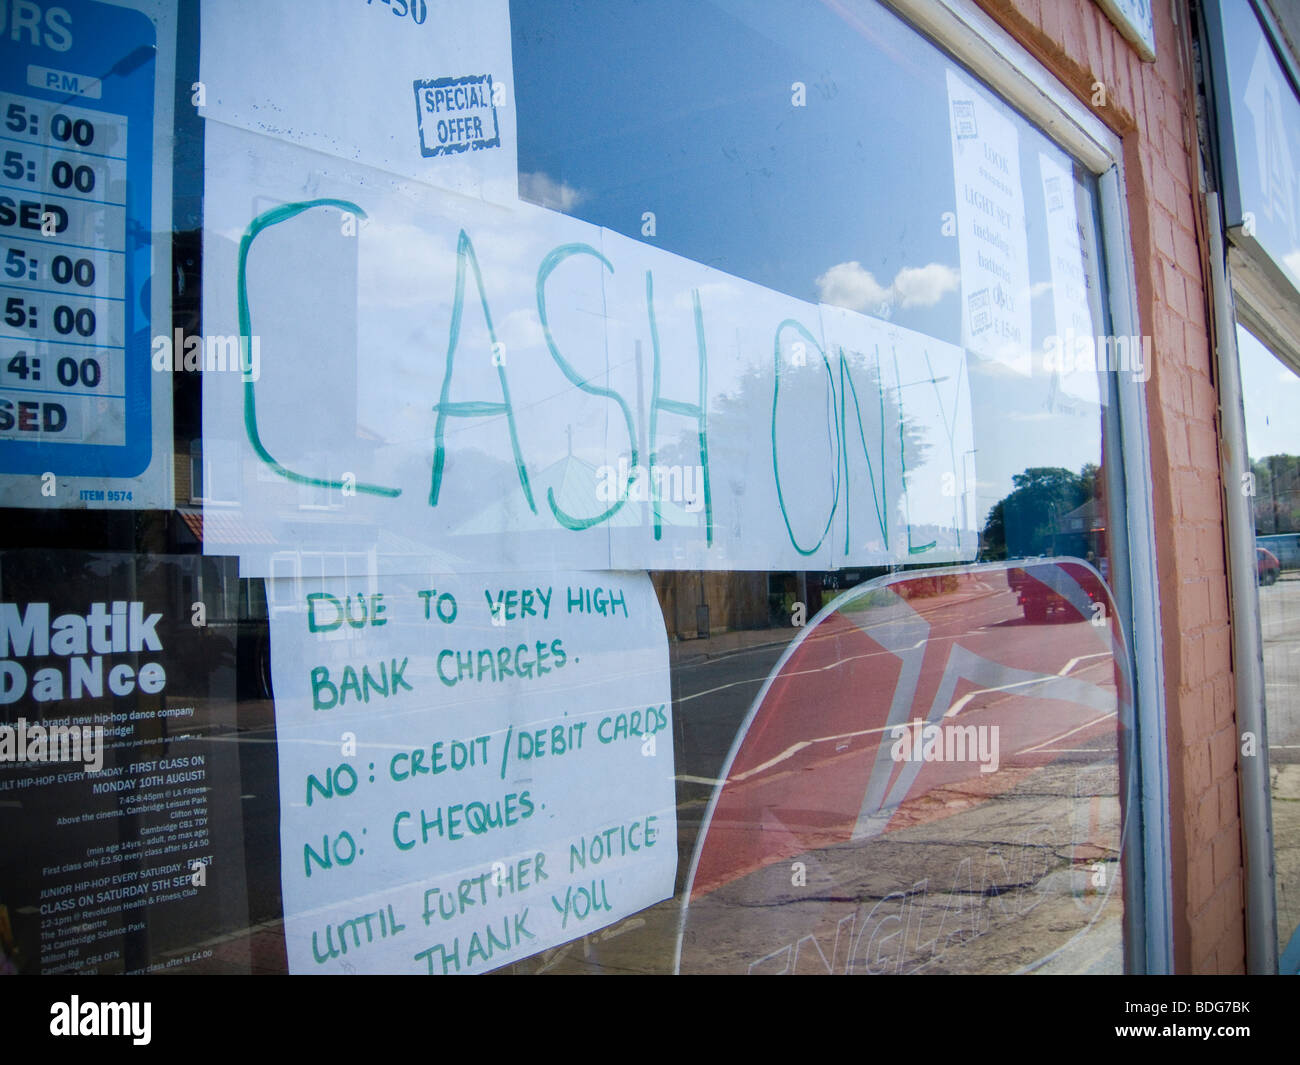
[974,0,1243,971]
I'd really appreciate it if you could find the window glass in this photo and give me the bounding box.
[1238,324,1300,972]
[1213,0,1300,294]
[0,0,1137,976]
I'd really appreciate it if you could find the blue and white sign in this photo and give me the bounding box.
[0,0,172,508]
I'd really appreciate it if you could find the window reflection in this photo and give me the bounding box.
[1238,325,1300,970]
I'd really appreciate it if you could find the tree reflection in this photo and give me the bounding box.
[1253,454,1300,534]
[982,463,1099,560]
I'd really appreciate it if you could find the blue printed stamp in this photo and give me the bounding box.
[951,98,978,140]
[413,75,500,157]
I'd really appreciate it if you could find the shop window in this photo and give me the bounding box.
[0,0,1143,976]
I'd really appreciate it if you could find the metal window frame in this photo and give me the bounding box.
[1198,0,1289,974]
[886,0,1174,973]
[1201,0,1300,374]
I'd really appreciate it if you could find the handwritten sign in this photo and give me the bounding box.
[200,119,976,576]
[270,570,675,974]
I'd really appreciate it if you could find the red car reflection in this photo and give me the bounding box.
[1258,547,1280,586]
[1007,558,1108,622]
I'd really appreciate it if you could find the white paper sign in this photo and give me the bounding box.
[820,306,976,559]
[200,120,977,576]
[1039,150,1103,406]
[199,0,518,204]
[271,570,676,974]
[946,68,1031,376]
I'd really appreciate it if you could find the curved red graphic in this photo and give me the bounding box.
[676,560,1135,975]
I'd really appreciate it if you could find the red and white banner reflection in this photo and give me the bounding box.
[675,560,1134,975]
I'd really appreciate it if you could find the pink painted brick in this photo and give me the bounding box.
[1189,844,1216,910]
[1183,723,1212,777]
[1218,775,1240,827]
[1194,788,1220,846]
[1203,626,1232,679]
[1153,212,1177,260]
[1172,221,1201,271]
[1210,725,1238,782]
[1162,261,1188,316]
[1213,829,1242,886]
[1188,425,1221,471]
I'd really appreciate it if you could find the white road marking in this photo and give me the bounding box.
[1016,711,1117,756]
[944,651,1111,718]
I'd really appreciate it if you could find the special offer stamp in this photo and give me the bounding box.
[413,74,501,157]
